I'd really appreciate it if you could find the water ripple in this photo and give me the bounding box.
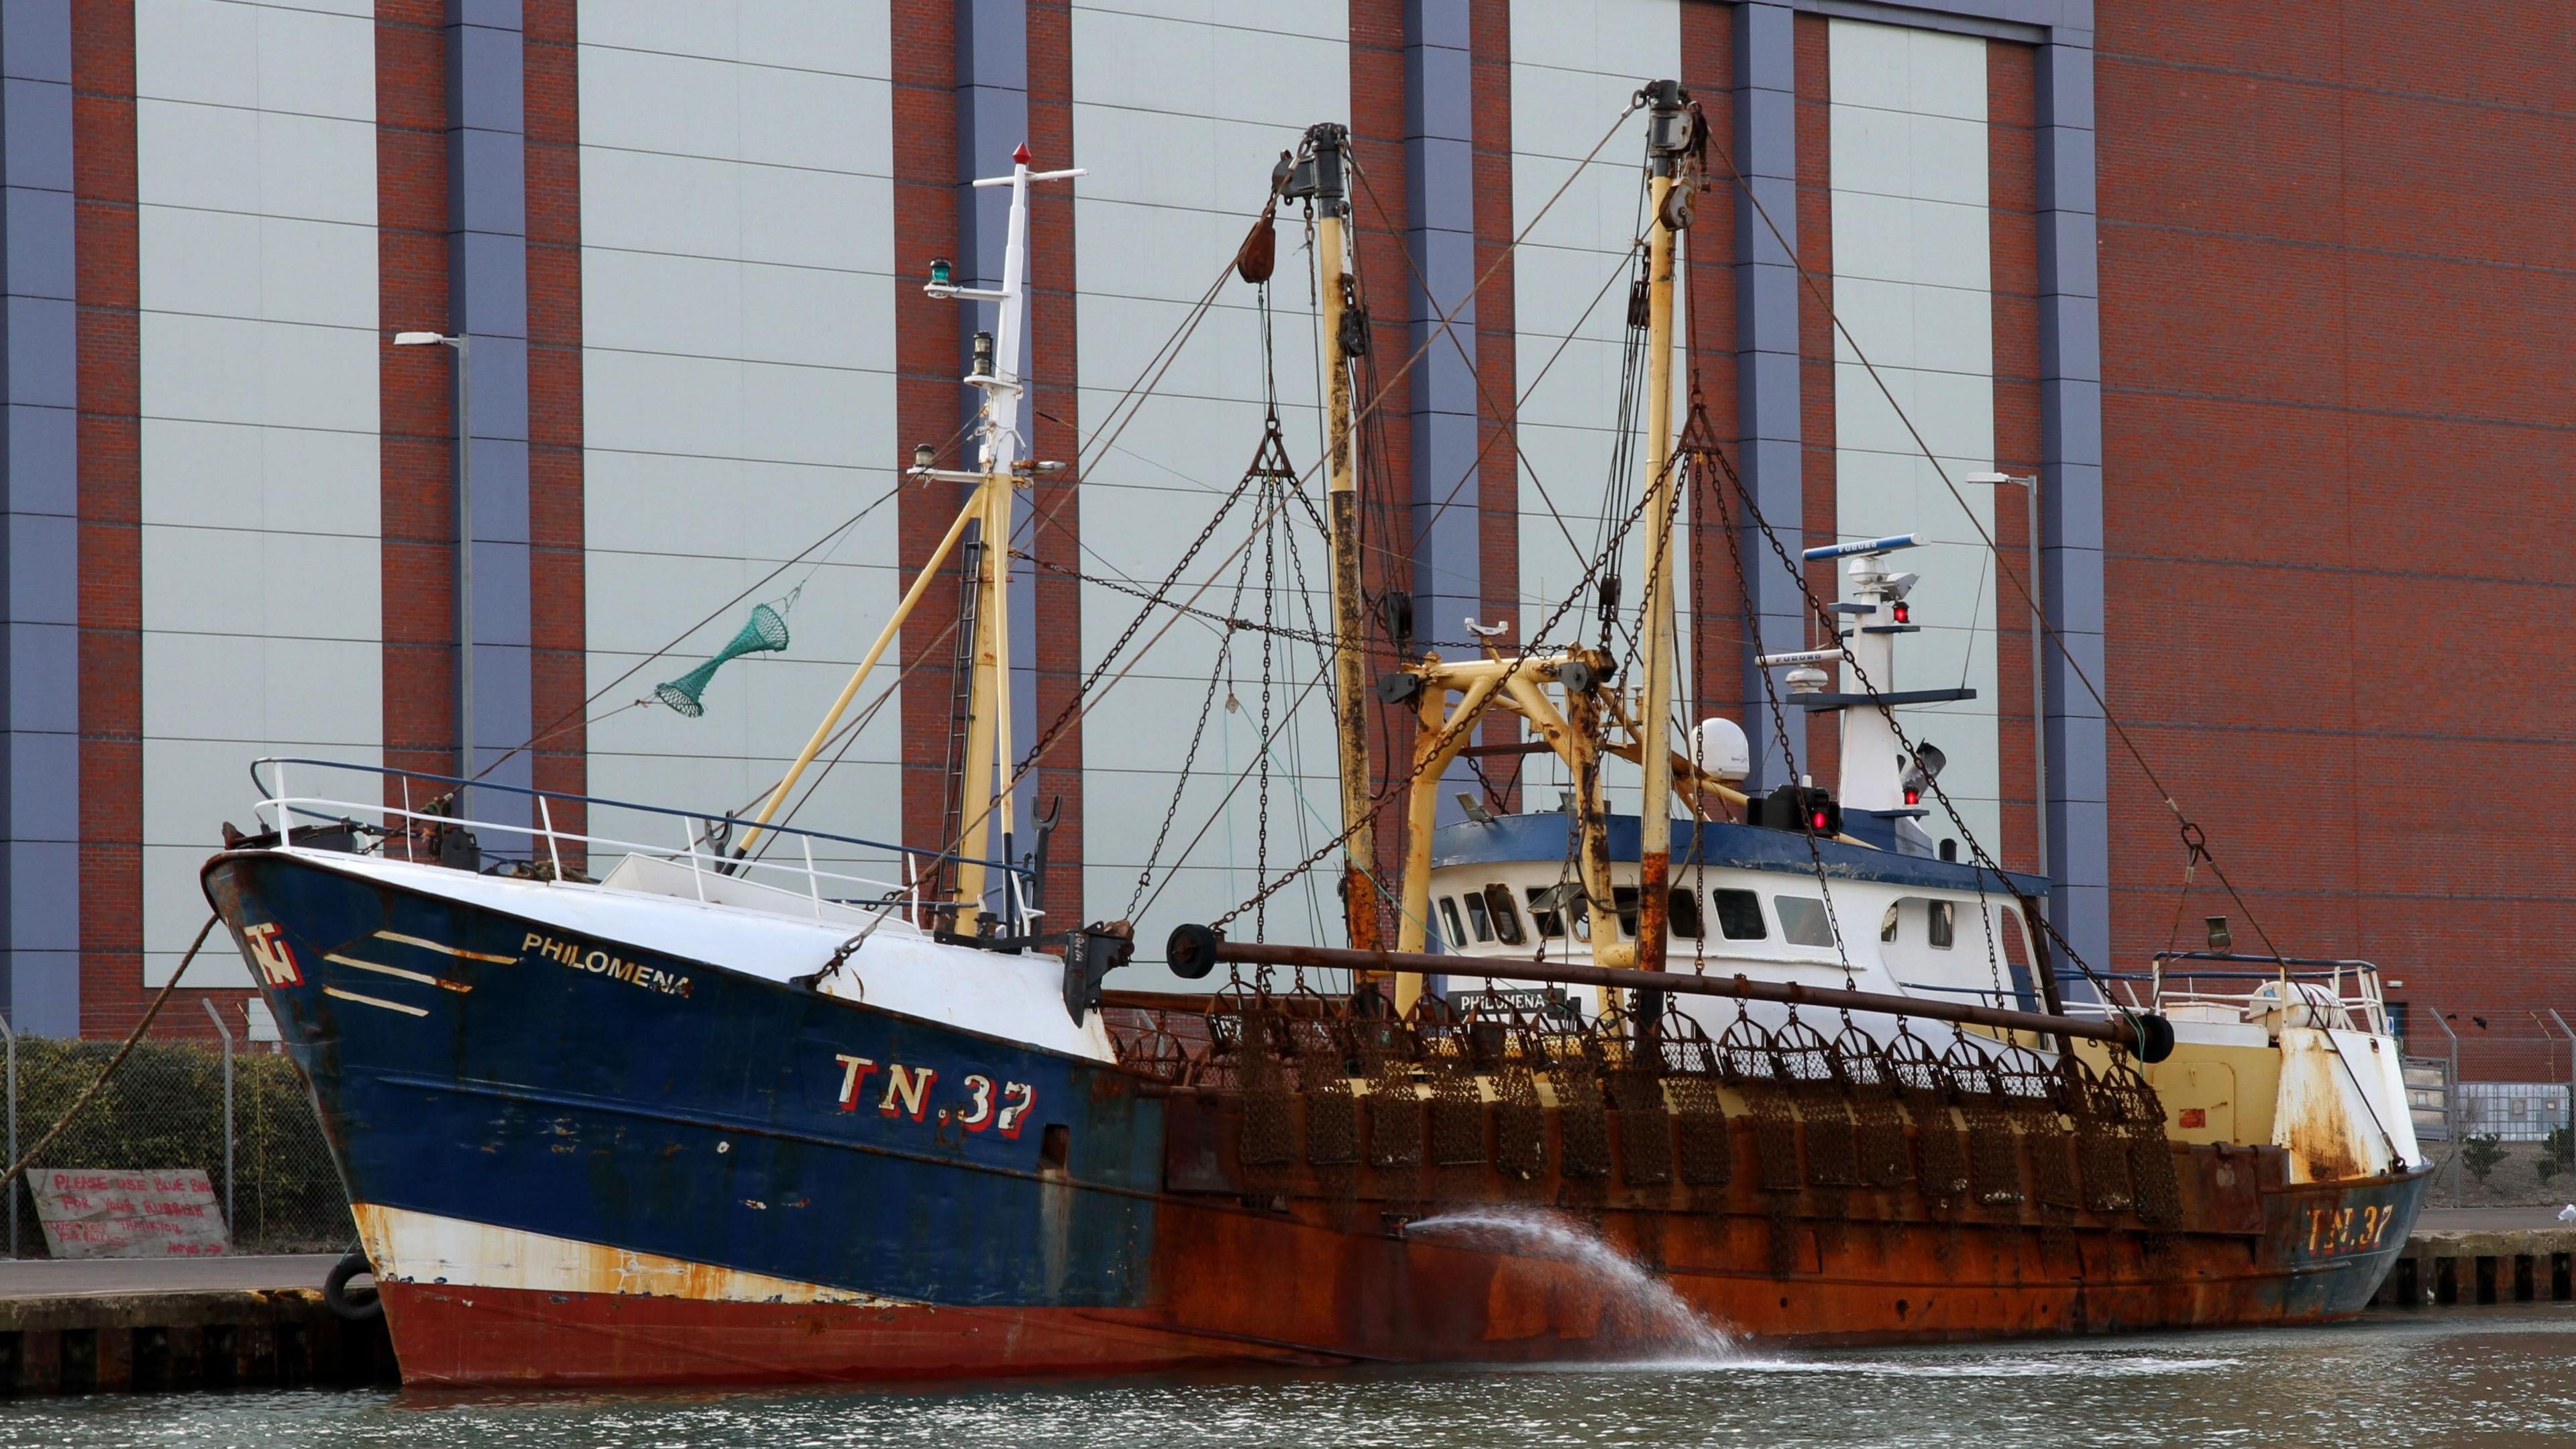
[9,1309,2576,1448]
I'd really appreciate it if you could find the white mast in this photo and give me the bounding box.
[737,144,1081,921]
[934,144,1083,920]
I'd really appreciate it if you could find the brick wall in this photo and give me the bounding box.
[2097,2,2576,1075]
[1026,0,1087,922]
[1790,11,1838,794]
[72,0,143,1036]
[377,1,452,802]
[890,0,962,892]
[1988,40,2040,877]
[524,0,586,847]
[1678,3,1738,769]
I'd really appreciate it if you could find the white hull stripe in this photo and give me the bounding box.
[352,1203,914,1307]
[374,930,520,964]
[324,986,429,1018]
[327,953,470,991]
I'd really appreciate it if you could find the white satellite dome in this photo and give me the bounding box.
[1691,716,1750,783]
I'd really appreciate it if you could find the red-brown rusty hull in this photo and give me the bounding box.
[1142,1161,2427,1356]
[374,1163,2426,1385]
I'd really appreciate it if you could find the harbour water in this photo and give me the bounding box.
[7,1308,2573,1448]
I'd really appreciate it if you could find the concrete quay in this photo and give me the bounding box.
[0,1254,393,1395]
[2376,1208,2576,1309]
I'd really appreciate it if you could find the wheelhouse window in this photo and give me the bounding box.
[1525,884,1568,938]
[1482,884,1527,945]
[1928,900,1955,949]
[1775,895,1836,948]
[1668,888,1703,938]
[1462,890,1494,942]
[1712,889,1766,941]
[1879,903,1898,942]
[1611,886,1640,938]
[1438,897,1466,951]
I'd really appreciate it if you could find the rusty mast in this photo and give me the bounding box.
[1293,125,1385,958]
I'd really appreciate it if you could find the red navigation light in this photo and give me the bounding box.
[1811,808,1829,831]
[1904,786,1921,805]
[1892,601,1911,624]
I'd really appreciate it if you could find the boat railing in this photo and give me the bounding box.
[2063,952,2389,1036]
[248,756,1034,930]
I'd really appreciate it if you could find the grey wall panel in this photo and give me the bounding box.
[1827,17,2000,854]
[1069,1,1347,981]
[135,0,382,990]
[576,1,906,889]
[1510,0,1681,821]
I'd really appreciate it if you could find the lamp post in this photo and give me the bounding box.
[394,331,472,800]
[1966,470,2045,892]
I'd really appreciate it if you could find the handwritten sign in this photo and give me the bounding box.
[29,1169,230,1258]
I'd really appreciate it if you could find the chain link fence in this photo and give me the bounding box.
[0,1017,354,1258]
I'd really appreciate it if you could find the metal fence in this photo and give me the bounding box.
[0,1013,354,1258]
[2456,1082,2573,1143]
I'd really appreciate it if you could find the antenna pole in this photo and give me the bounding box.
[1306,124,1385,961]
[1631,81,1693,982]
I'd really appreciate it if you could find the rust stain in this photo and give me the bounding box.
[354,1203,914,1309]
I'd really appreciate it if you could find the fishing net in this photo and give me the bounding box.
[654,602,790,716]
[1664,1016,1735,1191]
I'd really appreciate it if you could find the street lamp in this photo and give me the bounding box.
[394,331,473,797]
[1965,471,2045,890]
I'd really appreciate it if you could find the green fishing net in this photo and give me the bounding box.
[655,602,790,717]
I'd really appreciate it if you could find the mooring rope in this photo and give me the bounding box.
[0,914,220,1195]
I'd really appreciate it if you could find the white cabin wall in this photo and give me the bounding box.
[574,3,905,886]
[1508,0,1682,822]
[1069,1,1349,985]
[1827,19,2000,854]
[136,0,383,986]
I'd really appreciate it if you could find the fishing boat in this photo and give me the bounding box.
[203,85,2424,1386]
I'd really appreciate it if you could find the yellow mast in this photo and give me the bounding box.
[1632,79,1694,981]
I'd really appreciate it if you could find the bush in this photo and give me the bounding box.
[2539,1126,2572,1185]
[2463,1132,2508,1183]
[6,1036,352,1257]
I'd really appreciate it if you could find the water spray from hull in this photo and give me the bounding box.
[1406,1207,1739,1362]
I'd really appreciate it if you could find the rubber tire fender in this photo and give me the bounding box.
[323,1249,384,1322]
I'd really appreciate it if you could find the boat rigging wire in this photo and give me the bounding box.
[1208,446,1676,934]
[1006,97,1652,801]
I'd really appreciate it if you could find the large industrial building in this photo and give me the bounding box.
[0,1,2558,1073]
